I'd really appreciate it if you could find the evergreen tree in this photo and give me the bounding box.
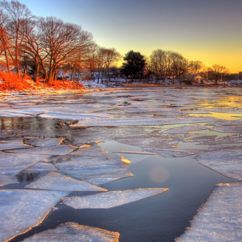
[121,51,146,80]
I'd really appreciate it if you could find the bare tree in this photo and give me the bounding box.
[39,17,93,83]
[93,47,120,83]
[169,52,188,80]
[99,47,120,81]
[210,64,228,84]
[149,50,188,81]
[187,60,204,82]
[0,0,32,75]
[149,49,167,80]
[19,18,48,81]
[0,10,11,71]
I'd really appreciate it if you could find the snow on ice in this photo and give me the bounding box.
[63,188,168,209]
[0,189,68,241]
[23,222,120,242]
[177,183,242,242]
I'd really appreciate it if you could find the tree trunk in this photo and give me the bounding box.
[4,50,10,72]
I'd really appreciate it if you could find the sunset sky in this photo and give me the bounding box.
[21,0,242,72]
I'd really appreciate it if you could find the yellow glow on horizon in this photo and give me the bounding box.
[107,40,242,73]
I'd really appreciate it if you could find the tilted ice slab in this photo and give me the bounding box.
[196,150,242,180]
[0,189,68,241]
[57,163,131,185]
[63,188,168,209]
[86,170,134,185]
[177,183,242,242]
[26,172,106,192]
[23,222,120,242]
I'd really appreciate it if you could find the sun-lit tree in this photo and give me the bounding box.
[0,0,32,75]
[209,64,228,84]
[149,49,188,81]
[38,17,94,83]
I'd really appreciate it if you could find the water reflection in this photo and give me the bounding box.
[0,117,71,138]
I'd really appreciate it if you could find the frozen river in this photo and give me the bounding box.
[0,87,242,242]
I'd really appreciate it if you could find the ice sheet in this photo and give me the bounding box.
[26,172,106,192]
[0,189,68,241]
[23,222,120,242]
[177,183,242,242]
[63,188,168,209]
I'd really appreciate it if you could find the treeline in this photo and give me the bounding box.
[0,0,238,86]
[0,0,120,83]
[120,50,231,84]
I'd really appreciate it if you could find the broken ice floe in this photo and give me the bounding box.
[5,145,75,156]
[0,152,49,184]
[86,170,133,185]
[69,118,166,128]
[39,112,111,121]
[0,138,30,151]
[0,189,68,241]
[196,150,242,180]
[63,188,168,209]
[56,162,131,185]
[23,137,63,147]
[71,144,108,158]
[26,172,106,192]
[53,152,132,185]
[0,174,17,187]
[23,222,120,242]
[20,162,57,176]
[177,183,242,242]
